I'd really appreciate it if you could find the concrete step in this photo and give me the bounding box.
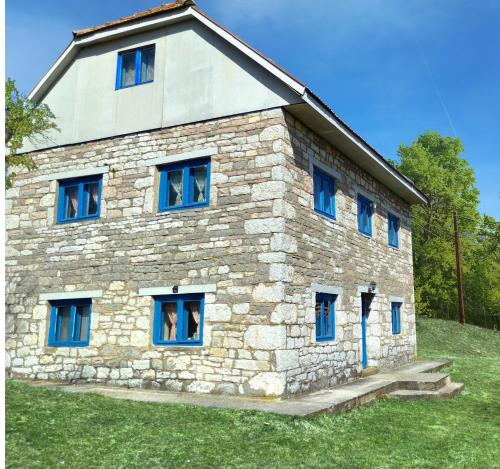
[386,382,464,400]
[394,372,451,391]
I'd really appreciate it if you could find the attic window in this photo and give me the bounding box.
[116,45,155,89]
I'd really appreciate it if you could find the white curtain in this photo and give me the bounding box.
[121,53,135,87]
[141,48,155,82]
[169,171,183,205]
[193,167,207,202]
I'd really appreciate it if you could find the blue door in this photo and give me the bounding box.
[361,296,368,369]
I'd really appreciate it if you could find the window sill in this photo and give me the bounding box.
[47,343,89,348]
[316,337,335,343]
[314,208,336,222]
[115,80,154,90]
[389,245,400,251]
[152,344,204,350]
[358,230,372,239]
[57,215,101,225]
[157,203,209,214]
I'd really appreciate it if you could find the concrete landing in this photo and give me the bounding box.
[25,359,463,418]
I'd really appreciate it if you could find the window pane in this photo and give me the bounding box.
[74,305,90,342]
[56,305,71,342]
[121,52,136,87]
[64,186,79,219]
[140,47,155,83]
[184,300,201,341]
[323,179,332,214]
[189,165,208,204]
[83,182,99,216]
[167,170,183,206]
[315,300,322,337]
[323,299,334,337]
[313,173,321,210]
[162,303,177,341]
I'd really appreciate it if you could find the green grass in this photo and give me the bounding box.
[6,319,500,469]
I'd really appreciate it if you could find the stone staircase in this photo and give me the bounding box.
[279,359,465,417]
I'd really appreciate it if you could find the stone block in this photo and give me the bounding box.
[251,181,286,201]
[252,283,285,303]
[244,218,285,234]
[248,372,286,396]
[244,325,286,350]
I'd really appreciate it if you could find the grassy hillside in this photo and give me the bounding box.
[6,319,500,469]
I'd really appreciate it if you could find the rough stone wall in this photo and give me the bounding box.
[5,107,418,398]
[277,112,417,395]
[5,109,295,397]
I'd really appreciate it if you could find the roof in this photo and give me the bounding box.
[73,0,195,38]
[28,1,427,205]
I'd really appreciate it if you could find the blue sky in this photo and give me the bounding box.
[6,0,499,218]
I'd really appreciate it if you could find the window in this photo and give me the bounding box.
[48,299,91,347]
[391,302,402,334]
[158,158,210,212]
[315,293,336,341]
[153,294,204,346]
[116,45,155,89]
[357,194,373,236]
[313,167,336,219]
[57,176,102,223]
[388,213,400,248]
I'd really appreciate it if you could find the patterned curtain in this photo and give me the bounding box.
[189,302,201,339]
[167,309,177,341]
[66,187,78,218]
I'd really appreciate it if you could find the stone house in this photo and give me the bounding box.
[5,0,427,397]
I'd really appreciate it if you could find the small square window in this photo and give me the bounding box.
[153,294,204,346]
[391,302,402,335]
[357,194,373,237]
[315,293,336,341]
[116,45,155,89]
[48,299,92,347]
[158,159,210,212]
[388,213,400,248]
[57,176,102,223]
[313,167,336,219]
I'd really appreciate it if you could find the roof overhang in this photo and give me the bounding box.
[27,3,427,205]
[286,94,427,204]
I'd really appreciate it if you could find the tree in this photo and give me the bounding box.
[465,215,500,328]
[395,131,500,328]
[5,78,58,188]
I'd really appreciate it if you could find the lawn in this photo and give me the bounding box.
[6,319,500,469]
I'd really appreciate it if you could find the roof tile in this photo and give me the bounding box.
[73,0,195,38]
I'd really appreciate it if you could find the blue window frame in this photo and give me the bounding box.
[315,293,336,341]
[116,45,155,89]
[158,158,210,212]
[57,175,102,224]
[313,167,336,219]
[391,302,402,335]
[153,294,204,346]
[388,213,400,248]
[357,194,373,236]
[48,299,91,347]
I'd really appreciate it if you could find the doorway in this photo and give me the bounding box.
[361,292,375,369]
